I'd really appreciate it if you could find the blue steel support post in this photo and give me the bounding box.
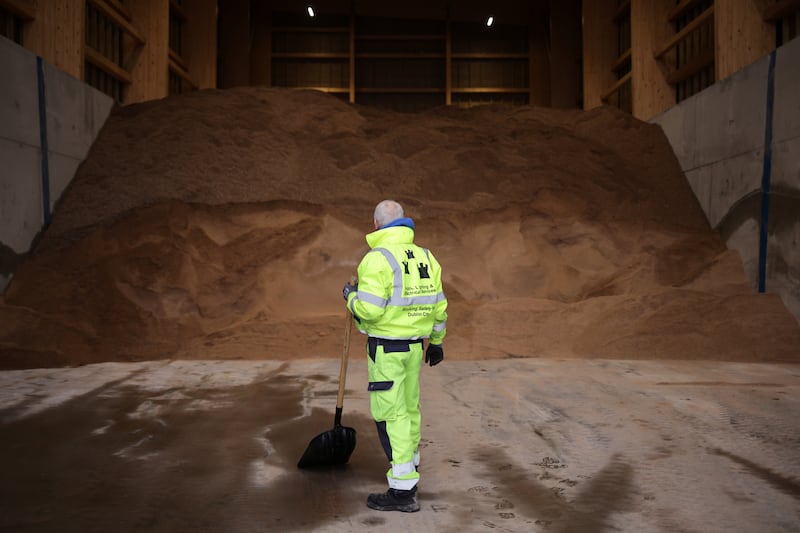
[757,50,776,293]
[36,56,51,228]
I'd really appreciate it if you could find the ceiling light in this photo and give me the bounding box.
[486,16,494,26]
[307,6,315,17]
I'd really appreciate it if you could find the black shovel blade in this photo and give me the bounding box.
[297,424,357,469]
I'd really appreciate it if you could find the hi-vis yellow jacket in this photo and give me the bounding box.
[347,219,448,344]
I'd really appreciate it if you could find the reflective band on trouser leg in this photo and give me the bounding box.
[387,461,420,490]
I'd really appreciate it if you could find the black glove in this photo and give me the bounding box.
[425,344,444,366]
[342,281,357,301]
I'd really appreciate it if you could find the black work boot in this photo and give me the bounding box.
[366,488,420,512]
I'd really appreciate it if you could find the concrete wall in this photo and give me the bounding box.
[0,36,113,293]
[652,37,800,323]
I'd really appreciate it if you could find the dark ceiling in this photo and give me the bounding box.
[264,0,550,25]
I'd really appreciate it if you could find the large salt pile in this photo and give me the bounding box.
[1,87,798,369]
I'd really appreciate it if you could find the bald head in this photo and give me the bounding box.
[373,200,404,229]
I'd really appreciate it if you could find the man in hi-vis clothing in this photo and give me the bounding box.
[343,199,448,513]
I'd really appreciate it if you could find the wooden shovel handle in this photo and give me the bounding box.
[336,306,354,411]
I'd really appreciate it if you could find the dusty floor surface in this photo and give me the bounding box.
[1,357,798,532]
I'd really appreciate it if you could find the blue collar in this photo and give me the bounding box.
[381,217,415,230]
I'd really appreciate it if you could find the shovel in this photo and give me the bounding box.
[297,310,357,468]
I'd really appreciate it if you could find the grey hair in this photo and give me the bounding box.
[374,200,404,228]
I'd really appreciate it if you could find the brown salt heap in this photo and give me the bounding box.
[1,87,798,369]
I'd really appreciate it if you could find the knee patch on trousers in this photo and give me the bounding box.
[368,381,394,391]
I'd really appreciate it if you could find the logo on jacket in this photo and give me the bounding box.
[401,249,429,278]
[417,263,430,279]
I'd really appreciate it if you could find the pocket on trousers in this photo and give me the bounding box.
[368,381,394,391]
[369,380,397,421]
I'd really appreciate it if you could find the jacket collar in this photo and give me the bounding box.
[366,218,416,248]
[381,217,415,230]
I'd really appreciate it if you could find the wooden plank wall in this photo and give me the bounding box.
[0,0,36,21]
[715,0,774,81]
[217,2,582,110]
[127,0,169,102]
[630,0,674,120]
[217,0,251,89]
[4,1,789,113]
[183,0,218,89]
[583,0,778,121]
[529,2,551,106]
[250,2,272,87]
[582,0,618,110]
[24,0,84,79]
[549,0,583,109]
[3,0,217,102]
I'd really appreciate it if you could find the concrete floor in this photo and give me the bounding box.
[1,357,799,532]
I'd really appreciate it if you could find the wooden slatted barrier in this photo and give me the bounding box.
[84,0,144,102]
[0,0,35,45]
[168,0,195,95]
[764,0,800,46]
[654,4,714,60]
[0,0,35,20]
[601,0,632,114]
[654,1,715,103]
[762,0,800,22]
[601,71,632,102]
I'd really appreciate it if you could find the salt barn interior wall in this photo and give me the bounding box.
[653,36,800,323]
[0,36,113,294]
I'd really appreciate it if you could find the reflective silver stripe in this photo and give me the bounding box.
[432,321,446,332]
[387,475,418,490]
[356,290,387,308]
[392,461,416,477]
[371,248,403,300]
[391,292,445,307]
